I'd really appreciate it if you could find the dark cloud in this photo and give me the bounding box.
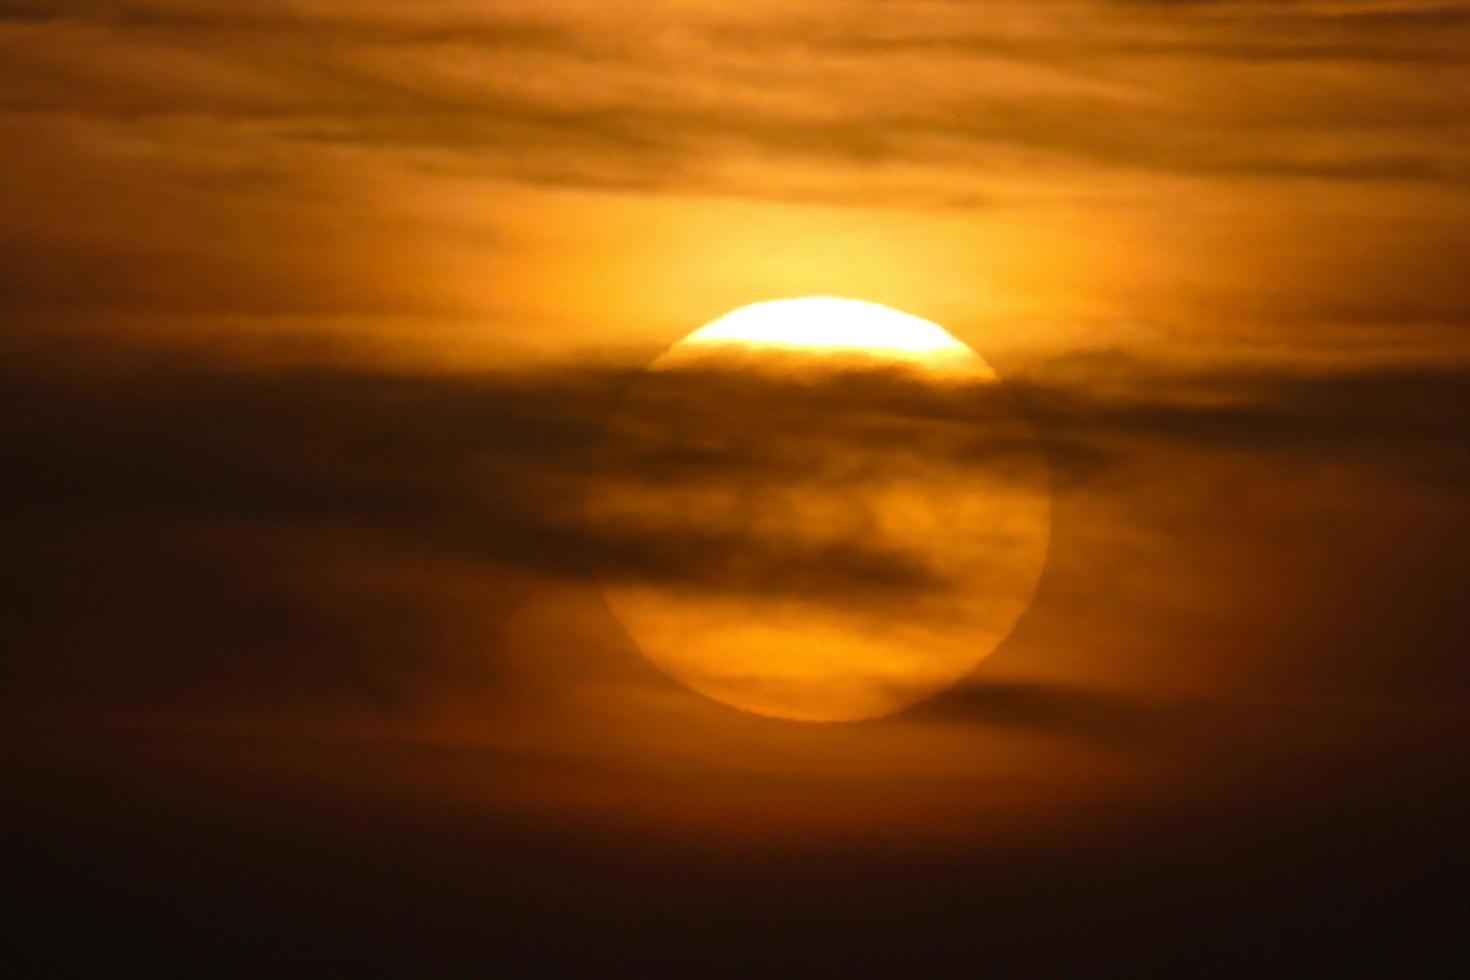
[899,678,1184,743]
[3,329,1468,716]
[0,343,1010,713]
[1018,351,1470,489]
[0,345,1033,617]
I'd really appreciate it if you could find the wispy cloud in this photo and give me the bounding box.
[3,0,1468,199]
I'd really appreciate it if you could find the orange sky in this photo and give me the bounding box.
[5,0,1469,365]
[4,0,1468,773]
[3,3,1469,971]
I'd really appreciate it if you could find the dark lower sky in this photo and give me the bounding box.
[4,1,1469,974]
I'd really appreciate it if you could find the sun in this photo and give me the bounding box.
[593,297,1051,722]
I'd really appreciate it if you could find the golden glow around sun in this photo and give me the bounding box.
[595,297,1051,723]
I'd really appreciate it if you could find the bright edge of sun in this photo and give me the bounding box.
[682,296,994,378]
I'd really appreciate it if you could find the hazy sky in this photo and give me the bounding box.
[4,1,1469,973]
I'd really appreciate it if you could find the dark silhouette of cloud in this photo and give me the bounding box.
[3,329,1468,716]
